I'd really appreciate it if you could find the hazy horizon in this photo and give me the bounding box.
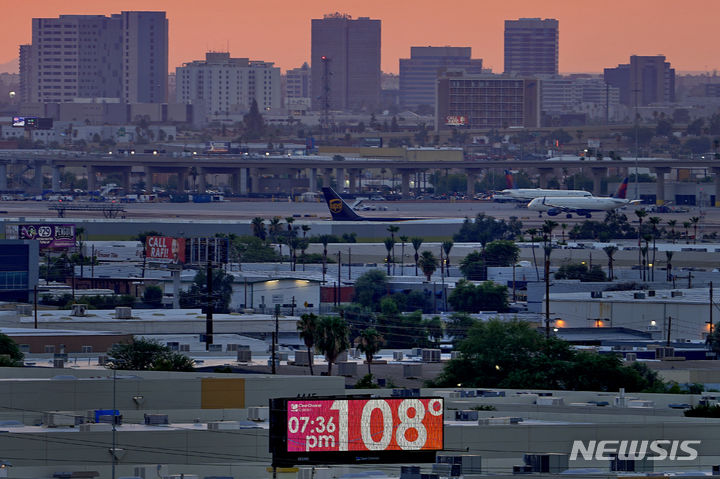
[2,0,719,75]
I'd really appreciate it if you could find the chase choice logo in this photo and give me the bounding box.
[329,199,343,213]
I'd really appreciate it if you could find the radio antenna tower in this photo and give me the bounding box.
[320,56,332,133]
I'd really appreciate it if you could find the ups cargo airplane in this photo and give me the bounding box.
[322,187,420,222]
[527,178,641,218]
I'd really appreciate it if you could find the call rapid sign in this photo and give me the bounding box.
[145,236,185,264]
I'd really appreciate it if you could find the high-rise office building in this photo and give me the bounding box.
[286,62,311,109]
[399,47,483,110]
[311,13,381,111]
[18,44,33,103]
[21,11,167,104]
[119,11,168,103]
[176,52,281,120]
[604,55,675,107]
[436,71,541,130]
[504,18,558,76]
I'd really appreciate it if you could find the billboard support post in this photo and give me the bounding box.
[172,269,181,309]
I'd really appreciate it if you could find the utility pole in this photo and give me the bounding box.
[337,251,341,304]
[205,259,213,351]
[440,248,446,312]
[545,253,551,339]
[709,282,714,336]
[666,315,672,346]
[34,284,38,329]
[348,247,351,280]
[272,304,280,374]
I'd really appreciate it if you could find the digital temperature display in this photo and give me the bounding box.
[286,398,443,453]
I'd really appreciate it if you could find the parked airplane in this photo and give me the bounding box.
[321,187,419,221]
[527,178,640,218]
[493,170,591,202]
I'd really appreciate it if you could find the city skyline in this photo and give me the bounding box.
[1,0,719,76]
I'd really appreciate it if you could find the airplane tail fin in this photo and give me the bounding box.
[613,177,629,199]
[504,170,516,189]
[321,187,363,221]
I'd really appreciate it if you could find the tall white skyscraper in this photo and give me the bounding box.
[176,52,281,120]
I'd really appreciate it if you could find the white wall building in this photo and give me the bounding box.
[176,52,281,122]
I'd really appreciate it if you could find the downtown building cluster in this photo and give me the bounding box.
[14,12,680,129]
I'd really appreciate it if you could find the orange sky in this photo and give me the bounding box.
[1,0,719,74]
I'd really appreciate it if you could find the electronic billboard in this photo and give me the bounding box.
[270,396,444,466]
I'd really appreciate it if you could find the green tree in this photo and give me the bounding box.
[442,240,454,271]
[243,99,266,139]
[354,269,389,309]
[454,213,522,244]
[107,338,194,371]
[297,313,318,376]
[483,240,520,267]
[142,285,163,306]
[179,268,234,313]
[418,251,437,281]
[445,312,477,345]
[460,251,486,281]
[554,263,607,282]
[690,216,700,244]
[356,328,384,375]
[448,279,509,313]
[251,217,266,240]
[315,316,350,376]
[0,333,24,367]
[603,245,618,281]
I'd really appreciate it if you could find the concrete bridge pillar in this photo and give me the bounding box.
[308,168,317,193]
[322,168,333,188]
[465,168,481,196]
[713,168,720,207]
[537,168,555,189]
[197,167,207,193]
[177,169,188,193]
[239,168,248,195]
[122,168,131,193]
[87,165,97,192]
[654,167,671,205]
[590,167,607,195]
[0,163,7,190]
[335,167,345,190]
[249,168,261,194]
[400,170,411,199]
[348,169,358,194]
[31,161,44,193]
[143,166,153,189]
[51,166,61,192]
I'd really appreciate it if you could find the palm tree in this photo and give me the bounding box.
[541,220,558,263]
[251,217,266,240]
[635,208,647,275]
[667,219,677,244]
[399,235,409,276]
[383,238,395,275]
[603,245,618,281]
[287,237,300,271]
[356,328,384,376]
[269,216,282,258]
[648,216,661,281]
[297,313,318,376]
[442,240,454,273]
[665,251,674,282]
[387,226,399,273]
[301,225,311,239]
[285,216,296,233]
[315,316,350,376]
[683,221,691,244]
[526,228,540,281]
[690,216,700,244]
[418,251,438,281]
[411,237,423,276]
[75,226,86,277]
[299,238,309,271]
[319,234,332,282]
[560,223,567,244]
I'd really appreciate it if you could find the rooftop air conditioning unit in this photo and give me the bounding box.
[633,292,646,299]
[71,304,87,317]
[16,304,32,316]
[648,290,656,297]
[671,291,683,297]
[590,291,603,298]
[114,307,132,319]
